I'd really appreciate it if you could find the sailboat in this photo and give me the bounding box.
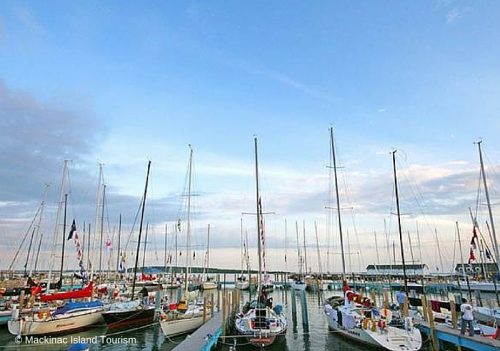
[8,161,105,336]
[160,145,211,337]
[102,161,156,329]
[292,221,306,291]
[236,219,251,290]
[201,224,217,290]
[235,137,287,348]
[323,129,422,350]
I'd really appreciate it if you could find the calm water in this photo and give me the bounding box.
[0,288,440,351]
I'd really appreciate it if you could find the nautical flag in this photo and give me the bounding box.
[67,219,77,240]
[105,239,112,251]
[470,226,478,250]
[257,196,267,271]
[468,248,476,264]
[485,247,492,260]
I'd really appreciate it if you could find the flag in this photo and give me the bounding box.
[177,219,181,232]
[485,248,492,260]
[468,248,476,264]
[67,220,77,240]
[105,239,112,251]
[470,227,478,250]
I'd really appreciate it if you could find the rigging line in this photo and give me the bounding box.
[483,149,500,199]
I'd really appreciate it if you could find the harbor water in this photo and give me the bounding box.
[0,287,438,350]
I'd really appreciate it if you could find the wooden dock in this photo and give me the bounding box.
[417,322,500,351]
[172,312,223,351]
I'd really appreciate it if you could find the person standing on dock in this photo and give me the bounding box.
[396,290,405,311]
[460,298,474,337]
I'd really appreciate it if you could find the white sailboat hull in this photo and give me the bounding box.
[160,314,205,337]
[291,281,307,291]
[8,309,103,336]
[236,281,250,290]
[201,281,217,290]
[324,304,422,351]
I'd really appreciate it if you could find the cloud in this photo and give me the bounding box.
[446,6,470,24]
[0,80,104,203]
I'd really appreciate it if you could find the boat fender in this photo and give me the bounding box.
[404,317,413,331]
[362,318,373,330]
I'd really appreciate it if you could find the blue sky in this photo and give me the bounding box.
[1,0,500,273]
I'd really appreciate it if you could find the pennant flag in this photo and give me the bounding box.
[67,220,77,240]
[470,227,478,250]
[468,248,476,264]
[105,239,112,251]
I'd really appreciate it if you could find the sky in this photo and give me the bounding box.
[1,0,500,274]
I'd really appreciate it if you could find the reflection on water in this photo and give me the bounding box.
[0,288,448,350]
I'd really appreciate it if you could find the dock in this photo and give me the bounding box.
[417,322,500,351]
[172,312,223,351]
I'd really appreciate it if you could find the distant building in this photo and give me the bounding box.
[365,264,429,276]
[454,263,499,275]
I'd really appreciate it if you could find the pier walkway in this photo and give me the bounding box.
[418,322,500,351]
[172,312,222,351]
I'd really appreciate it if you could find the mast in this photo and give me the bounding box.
[28,184,49,276]
[24,227,36,277]
[303,220,308,274]
[240,218,244,276]
[330,127,346,277]
[284,218,288,281]
[205,224,211,281]
[131,160,151,300]
[59,193,68,281]
[374,231,381,265]
[476,141,500,271]
[142,223,149,275]
[33,233,43,274]
[116,214,122,273]
[184,145,194,294]
[314,221,323,277]
[98,184,106,283]
[87,223,91,272]
[254,137,263,291]
[164,224,168,274]
[392,150,409,296]
[295,221,302,279]
[47,160,68,290]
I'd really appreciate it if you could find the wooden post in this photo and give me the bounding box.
[210,293,214,317]
[427,304,438,351]
[450,300,457,329]
[203,296,207,323]
[222,293,226,342]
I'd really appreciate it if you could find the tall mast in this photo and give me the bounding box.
[205,224,211,281]
[303,220,308,274]
[47,160,68,290]
[33,233,43,274]
[184,145,194,294]
[392,150,409,296]
[99,184,106,283]
[131,160,151,300]
[59,193,68,281]
[29,184,49,276]
[284,218,288,278]
[254,137,263,291]
[116,214,122,273]
[330,128,346,277]
[164,224,168,273]
[314,221,323,277]
[295,221,302,278]
[374,231,381,265]
[240,218,244,275]
[476,141,500,271]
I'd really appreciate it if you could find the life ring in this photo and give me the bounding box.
[362,318,373,330]
[38,310,50,320]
